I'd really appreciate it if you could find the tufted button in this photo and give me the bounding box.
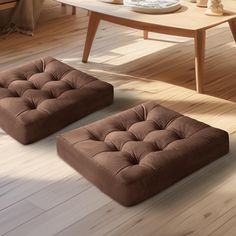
[69,84,75,90]
[28,102,37,110]
[111,145,118,152]
[176,134,184,139]
[49,73,58,81]
[120,151,139,166]
[153,122,162,130]
[87,132,99,141]
[130,157,139,165]
[151,142,161,151]
[49,92,55,99]
[169,129,184,140]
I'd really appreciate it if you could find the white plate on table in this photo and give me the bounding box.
[124,0,181,14]
[101,0,123,4]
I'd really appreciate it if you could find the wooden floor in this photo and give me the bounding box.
[1,1,236,235]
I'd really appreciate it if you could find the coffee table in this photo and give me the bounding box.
[58,0,236,93]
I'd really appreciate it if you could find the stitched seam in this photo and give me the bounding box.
[115,164,132,176]
[132,108,145,122]
[90,150,108,159]
[60,69,76,80]
[120,139,136,151]
[41,58,45,71]
[162,126,210,151]
[71,138,94,146]
[34,60,43,73]
[59,136,119,185]
[85,127,120,142]
[141,103,147,120]
[41,57,55,72]
[78,79,98,89]
[145,103,162,118]
[166,124,209,140]
[164,115,184,129]
[15,108,31,118]
[71,127,101,146]
[139,162,157,172]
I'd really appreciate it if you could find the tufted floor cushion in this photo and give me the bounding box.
[57,101,229,206]
[0,57,113,144]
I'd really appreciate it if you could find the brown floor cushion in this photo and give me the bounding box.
[57,101,229,206]
[0,57,113,144]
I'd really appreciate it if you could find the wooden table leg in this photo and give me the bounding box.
[72,6,76,15]
[61,4,76,15]
[82,12,101,63]
[228,19,236,42]
[143,30,148,40]
[194,29,206,93]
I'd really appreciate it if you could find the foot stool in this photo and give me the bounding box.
[0,57,113,144]
[57,102,229,206]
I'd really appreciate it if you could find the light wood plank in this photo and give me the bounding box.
[0,201,43,235]
[4,187,111,236]
[0,1,17,10]
[28,175,90,210]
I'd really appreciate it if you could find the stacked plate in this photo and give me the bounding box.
[124,0,182,13]
[100,0,182,14]
[101,0,123,4]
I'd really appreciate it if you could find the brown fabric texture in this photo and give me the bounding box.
[0,57,113,144]
[57,102,229,206]
[0,0,44,35]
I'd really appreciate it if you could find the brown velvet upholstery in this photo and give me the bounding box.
[0,57,113,144]
[57,102,229,206]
